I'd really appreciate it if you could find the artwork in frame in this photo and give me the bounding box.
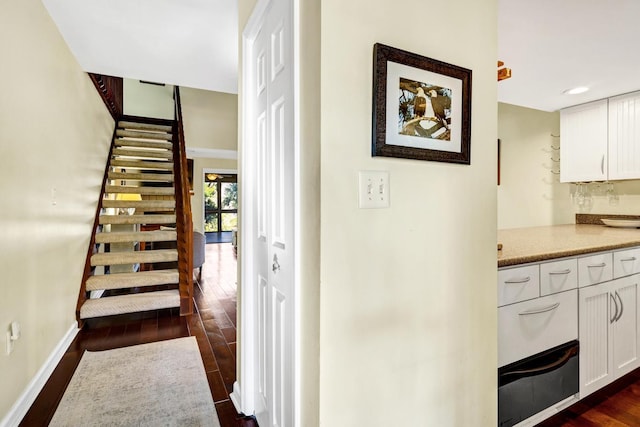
[372,43,472,164]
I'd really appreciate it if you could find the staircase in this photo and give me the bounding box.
[78,116,190,320]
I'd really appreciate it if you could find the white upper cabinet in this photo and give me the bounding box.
[561,91,640,182]
[560,99,608,183]
[608,92,640,180]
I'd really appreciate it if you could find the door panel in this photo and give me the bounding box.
[249,0,294,425]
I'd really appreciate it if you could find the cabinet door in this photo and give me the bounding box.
[579,281,614,398]
[560,99,608,183]
[609,92,640,180]
[611,275,640,379]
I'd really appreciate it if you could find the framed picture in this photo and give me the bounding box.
[372,43,472,164]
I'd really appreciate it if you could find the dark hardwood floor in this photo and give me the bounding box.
[19,243,257,427]
[537,367,640,426]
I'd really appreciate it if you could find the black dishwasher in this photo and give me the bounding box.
[498,340,579,427]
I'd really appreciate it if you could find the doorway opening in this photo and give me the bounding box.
[203,172,238,244]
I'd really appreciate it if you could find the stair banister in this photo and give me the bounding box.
[173,86,194,315]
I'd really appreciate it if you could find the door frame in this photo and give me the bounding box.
[231,0,301,424]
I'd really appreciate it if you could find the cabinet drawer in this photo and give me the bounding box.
[498,289,578,367]
[579,253,613,287]
[613,248,640,278]
[498,265,539,307]
[540,258,578,296]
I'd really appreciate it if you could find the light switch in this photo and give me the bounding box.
[359,171,390,208]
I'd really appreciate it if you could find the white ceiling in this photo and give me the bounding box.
[42,0,640,109]
[498,0,640,112]
[42,0,238,94]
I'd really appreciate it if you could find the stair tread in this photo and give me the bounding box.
[118,121,173,132]
[80,289,179,319]
[86,269,179,291]
[116,129,173,141]
[98,214,176,225]
[105,185,175,196]
[114,138,173,150]
[110,159,174,170]
[95,230,177,243]
[113,148,173,160]
[101,200,176,212]
[90,249,178,266]
[108,171,174,182]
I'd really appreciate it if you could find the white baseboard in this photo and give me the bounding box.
[230,381,243,414]
[0,322,79,427]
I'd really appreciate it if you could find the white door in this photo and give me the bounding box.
[242,0,295,426]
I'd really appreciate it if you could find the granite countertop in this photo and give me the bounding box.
[498,224,640,267]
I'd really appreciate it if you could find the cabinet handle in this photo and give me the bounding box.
[601,155,605,175]
[615,291,624,322]
[519,303,560,316]
[610,293,619,324]
[549,269,571,275]
[504,277,531,284]
[587,263,606,268]
[621,257,637,262]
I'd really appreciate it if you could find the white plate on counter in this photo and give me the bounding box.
[601,218,640,228]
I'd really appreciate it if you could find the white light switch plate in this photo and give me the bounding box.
[358,171,390,208]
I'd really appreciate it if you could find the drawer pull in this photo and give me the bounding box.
[548,269,571,275]
[587,263,606,268]
[504,277,531,284]
[519,302,560,316]
[621,257,637,262]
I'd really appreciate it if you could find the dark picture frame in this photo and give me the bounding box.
[372,43,472,164]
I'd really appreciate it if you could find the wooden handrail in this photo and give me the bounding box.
[89,74,123,120]
[173,86,194,315]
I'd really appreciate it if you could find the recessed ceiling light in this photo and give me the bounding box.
[563,86,589,95]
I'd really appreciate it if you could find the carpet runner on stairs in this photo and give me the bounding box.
[79,117,183,320]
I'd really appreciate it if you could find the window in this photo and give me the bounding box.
[204,173,237,233]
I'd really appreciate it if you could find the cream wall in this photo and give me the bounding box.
[181,88,238,151]
[180,88,238,233]
[123,78,175,119]
[0,0,114,420]
[497,103,574,228]
[319,0,497,425]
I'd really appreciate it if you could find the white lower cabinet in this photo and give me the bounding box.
[578,274,640,398]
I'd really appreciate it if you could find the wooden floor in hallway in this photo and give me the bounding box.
[20,242,258,427]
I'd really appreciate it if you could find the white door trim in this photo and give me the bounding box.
[232,0,300,423]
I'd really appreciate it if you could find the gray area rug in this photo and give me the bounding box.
[49,337,220,427]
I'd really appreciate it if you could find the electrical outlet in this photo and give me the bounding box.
[358,171,390,209]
